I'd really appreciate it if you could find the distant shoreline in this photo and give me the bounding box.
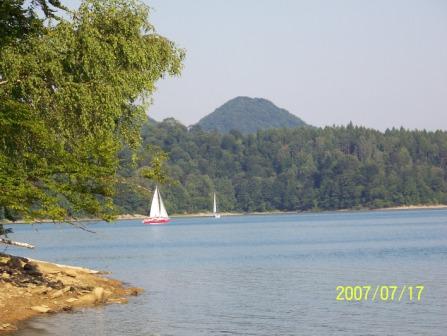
[2,204,446,225]
[373,204,447,211]
[170,204,447,218]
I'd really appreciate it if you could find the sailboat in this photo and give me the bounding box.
[142,186,170,225]
[213,192,221,219]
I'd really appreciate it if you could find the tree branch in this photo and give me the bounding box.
[0,238,35,249]
[0,79,21,85]
[65,221,96,234]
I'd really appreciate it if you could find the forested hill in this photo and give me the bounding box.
[196,97,307,134]
[114,119,447,215]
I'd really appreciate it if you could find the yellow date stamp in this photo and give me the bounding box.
[336,285,424,302]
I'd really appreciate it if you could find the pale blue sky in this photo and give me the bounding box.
[62,0,447,130]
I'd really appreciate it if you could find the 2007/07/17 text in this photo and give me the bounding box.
[336,285,424,302]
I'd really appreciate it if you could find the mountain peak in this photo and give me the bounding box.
[196,97,306,134]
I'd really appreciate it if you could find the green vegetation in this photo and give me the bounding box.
[196,96,307,134]
[0,0,183,228]
[115,119,447,214]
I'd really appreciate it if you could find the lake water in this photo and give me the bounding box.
[6,209,447,335]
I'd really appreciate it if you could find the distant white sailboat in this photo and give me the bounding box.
[213,192,221,219]
[142,186,170,225]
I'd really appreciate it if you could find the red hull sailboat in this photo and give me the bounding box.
[142,217,169,225]
[142,186,170,225]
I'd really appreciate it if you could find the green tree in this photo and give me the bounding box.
[0,0,184,226]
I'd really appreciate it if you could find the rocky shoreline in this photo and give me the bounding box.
[0,253,142,333]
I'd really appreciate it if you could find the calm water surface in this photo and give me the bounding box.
[6,210,447,335]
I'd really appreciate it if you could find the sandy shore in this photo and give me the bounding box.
[0,253,142,333]
[171,205,447,217]
[123,204,447,217]
[375,204,447,211]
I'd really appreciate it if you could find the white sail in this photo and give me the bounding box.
[213,193,217,214]
[159,190,169,218]
[213,192,221,218]
[149,186,160,217]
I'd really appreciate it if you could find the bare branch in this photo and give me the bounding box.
[0,238,35,249]
[0,79,21,85]
[65,221,96,234]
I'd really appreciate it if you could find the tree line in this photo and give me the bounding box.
[114,118,447,214]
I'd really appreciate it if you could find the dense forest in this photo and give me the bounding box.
[114,118,447,215]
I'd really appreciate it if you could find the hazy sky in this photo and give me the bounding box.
[64,0,447,130]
